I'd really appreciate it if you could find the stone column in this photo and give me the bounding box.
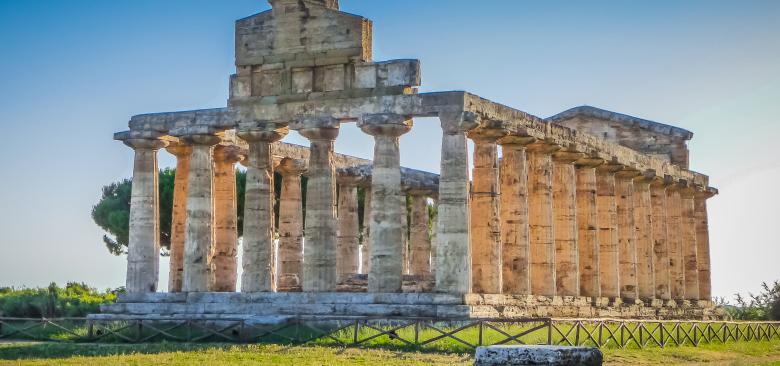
[402,194,410,275]
[336,174,361,282]
[596,164,622,299]
[552,151,583,297]
[650,178,672,301]
[633,173,656,301]
[166,142,191,293]
[122,137,167,293]
[276,158,306,291]
[680,184,699,301]
[695,188,716,301]
[467,125,507,294]
[666,183,685,300]
[361,187,372,274]
[212,145,243,292]
[238,124,288,292]
[359,113,412,293]
[430,197,439,275]
[182,134,221,292]
[526,142,560,297]
[409,191,432,275]
[294,118,340,292]
[574,158,603,299]
[435,112,479,294]
[498,137,534,295]
[616,169,640,302]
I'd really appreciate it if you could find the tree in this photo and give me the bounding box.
[727,280,780,320]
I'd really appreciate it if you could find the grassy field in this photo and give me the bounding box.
[1,340,779,365]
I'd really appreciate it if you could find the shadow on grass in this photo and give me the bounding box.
[0,342,233,360]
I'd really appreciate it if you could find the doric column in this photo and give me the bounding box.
[336,174,361,282]
[238,124,288,292]
[182,134,221,292]
[633,173,656,301]
[650,178,672,301]
[435,112,479,294]
[552,151,583,297]
[616,169,640,302]
[122,137,168,293]
[293,117,340,292]
[526,141,561,297]
[666,183,685,300]
[498,136,534,295]
[467,124,507,294]
[430,197,439,275]
[574,158,603,299]
[359,113,412,293]
[695,187,716,301]
[212,145,243,292]
[166,141,191,293]
[409,191,432,275]
[361,187,372,274]
[402,193,410,275]
[596,164,622,299]
[680,183,699,300]
[276,158,306,291]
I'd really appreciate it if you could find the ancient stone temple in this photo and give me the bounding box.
[100,0,720,321]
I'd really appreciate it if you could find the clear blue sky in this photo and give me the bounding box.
[1,0,778,300]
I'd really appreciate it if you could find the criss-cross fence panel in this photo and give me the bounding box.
[1,317,778,350]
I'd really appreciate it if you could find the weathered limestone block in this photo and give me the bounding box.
[666,185,685,300]
[293,117,340,292]
[650,179,671,301]
[212,145,243,292]
[277,158,306,291]
[402,193,410,275]
[359,113,411,293]
[361,187,372,274]
[616,169,640,302]
[474,345,603,366]
[596,164,621,299]
[409,192,432,275]
[527,142,561,297]
[552,151,583,297]
[695,188,716,300]
[574,158,603,298]
[468,125,508,294]
[238,124,288,292]
[336,174,361,282]
[123,138,168,293]
[680,184,699,300]
[436,112,479,294]
[166,142,191,293]
[498,137,534,295]
[182,134,221,292]
[633,173,656,301]
[429,198,438,275]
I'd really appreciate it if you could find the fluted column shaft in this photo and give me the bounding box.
[695,189,715,300]
[616,170,639,302]
[596,165,621,299]
[435,112,478,294]
[409,193,432,275]
[211,146,242,292]
[337,179,360,282]
[680,186,699,300]
[527,142,559,297]
[633,176,656,300]
[575,160,602,298]
[498,139,532,295]
[183,135,221,292]
[361,188,372,274]
[166,143,191,293]
[360,114,412,293]
[276,158,306,291]
[666,186,684,299]
[123,138,167,293]
[468,130,506,294]
[552,152,582,297]
[650,180,672,301]
[239,126,288,292]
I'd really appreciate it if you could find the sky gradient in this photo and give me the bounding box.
[0,0,778,300]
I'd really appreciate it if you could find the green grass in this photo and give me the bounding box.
[1,339,780,365]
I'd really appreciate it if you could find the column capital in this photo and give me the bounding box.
[213,145,245,164]
[525,141,561,154]
[615,167,642,180]
[694,186,718,200]
[439,111,480,135]
[337,171,368,187]
[677,181,697,198]
[596,162,624,174]
[358,113,412,137]
[633,170,657,185]
[574,156,605,169]
[165,140,192,157]
[552,151,585,164]
[467,120,510,142]
[180,134,222,146]
[276,157,307,176]
[291,116,340,141]
[237,123,288,143]
[650,175,673,189]
[497,135,537,149]
[122,138,168,151]
[405,187,434,198]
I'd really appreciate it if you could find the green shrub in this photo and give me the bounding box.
[0,282,118,318]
